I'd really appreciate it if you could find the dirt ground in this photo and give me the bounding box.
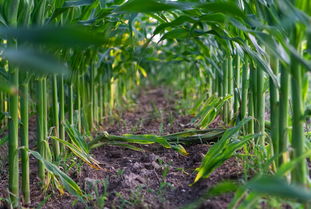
[0,88,243,209]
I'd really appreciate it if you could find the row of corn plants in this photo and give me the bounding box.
[0,0,311,208]
[123,0,311,207]
[0,0,155,207]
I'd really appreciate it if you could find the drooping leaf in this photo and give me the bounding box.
[0,75,17,94]
[193,95,231,128]
[0,26,106,48]
[51,136,102,170]
[246,175,311,202]
[2,48,68,75]
[108,142,145,152]
[120,134,172,148]
[199,2,246,20]
[63,0,95,7]
[171,144,189,156]
[115,0,183,13]
[64,121,89,153]
[183,181,239,209]
[194,118,257,183]
[154,15,197,35]
[160,28,189,42]
[29,150,83,197]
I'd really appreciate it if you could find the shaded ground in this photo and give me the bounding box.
[0,87,243,209]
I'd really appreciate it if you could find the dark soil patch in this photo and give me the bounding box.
[0,87,243,209]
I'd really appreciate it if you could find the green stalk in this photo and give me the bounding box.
[269,58,279,166]
[228,56,233,121]
[252,68,258,122]
[216,73,220,97]
[7,0,20,207]
[36,79,45,181]
[99,76,104,123]
[59,75,65,143]
[43,78,48,147]
[234,55,240,116]
[77,76,82,132]
[94,83,98,125]
[256,67,265,146]
[103,77,108,117]
[248,68,255,135]
[81,75,89,133]
[290,33,307,184]
[207,75,213,98]
[52,75,60,157]
[8,66,19,208]
[68,82,74,126]
[279,64,289,165]
[241,59,249,134]
[7,0,20,26]
[90,68,94,129]
[20,76,30,205]
[0,92,3,128]
[223,59,229,123]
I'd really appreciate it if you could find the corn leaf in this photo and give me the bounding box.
[51,136,102,170]
[115,0,182,13]
[199,2,246,20]
[0,26,106,48]
[246,175,311,202]
[194,118,255,183]
[29,150,83,197]
[2,48,68,75]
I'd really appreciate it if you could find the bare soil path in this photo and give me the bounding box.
[0,87,243,209]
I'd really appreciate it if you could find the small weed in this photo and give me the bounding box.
[175,167,189,175]
[128,185,146,207]
[156,181,173,202]
[113,186,147,209]
[35,194,52,209]
[84,178,109,209]
[116,168,125,177]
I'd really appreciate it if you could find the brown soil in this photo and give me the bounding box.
[0,87,243,209]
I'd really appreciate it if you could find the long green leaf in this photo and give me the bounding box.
[0,75,17,94]
[115,0,183,13]
[2,48,68,75]
[63,0,94,7]
[246,175,311,202]
[194,118,255,183]
[0,26,106,48]
[29,150,83,197]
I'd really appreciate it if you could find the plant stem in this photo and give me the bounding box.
[59,75,65,143]
[234,55,240,116]
[241,59,249,132]
[20,77,30,205]
[279,65,290,166]
[290,33,307,184]
[223,59,229,123]
[256,67,265,146]
[69,82,74,126]
[8,66,19,208]
[52,75,60,158]
[269,58,279,167]
[248,68,255,135]
[36,79,45,181]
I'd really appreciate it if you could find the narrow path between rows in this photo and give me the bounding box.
[2,87,243,209]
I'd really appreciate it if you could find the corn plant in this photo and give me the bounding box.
[0,0,310,208]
